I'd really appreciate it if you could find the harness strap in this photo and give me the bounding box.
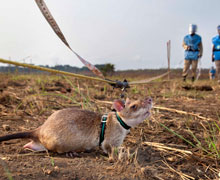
[99,114,107,146]
[115,112,131,130]
[99,113,131,146]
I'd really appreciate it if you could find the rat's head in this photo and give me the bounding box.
[113,97,152,127]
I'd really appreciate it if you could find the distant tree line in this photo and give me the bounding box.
[0,63,115,76]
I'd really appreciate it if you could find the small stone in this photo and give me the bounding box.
[140,167,145,173]
[2,124,10,131]
[54,166,59,172]
[43,169,52,175]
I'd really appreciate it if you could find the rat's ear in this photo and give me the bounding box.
[112,100,125,112]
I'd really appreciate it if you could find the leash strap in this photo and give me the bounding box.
[35,0,104,79]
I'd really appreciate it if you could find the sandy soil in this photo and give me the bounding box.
[0,71,220,180]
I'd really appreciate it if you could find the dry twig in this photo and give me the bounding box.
[162,160,195,180]
[154,106,213,121]
[142,141,192,155]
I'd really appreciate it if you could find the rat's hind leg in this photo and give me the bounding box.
[23,141,47,152]
[65,151,80,158]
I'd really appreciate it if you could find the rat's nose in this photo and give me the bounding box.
[146,97,152,103]
[143,97,152,106]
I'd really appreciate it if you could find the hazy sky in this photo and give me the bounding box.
[0,0,220,70]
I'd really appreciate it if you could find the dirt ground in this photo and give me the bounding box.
[0,71,220,180]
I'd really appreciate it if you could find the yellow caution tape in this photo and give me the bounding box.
[0,58,115,84]
[0,58,169,87]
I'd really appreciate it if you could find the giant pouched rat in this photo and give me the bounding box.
[0,97,152,155]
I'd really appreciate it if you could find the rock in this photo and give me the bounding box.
[2,124,10,131]
[94,95,106,100]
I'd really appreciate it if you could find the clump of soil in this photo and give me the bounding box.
[182,84,213,91]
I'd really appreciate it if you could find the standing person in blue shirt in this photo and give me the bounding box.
[212,25,220,83]
[209,66,216,80]
[182,24,203,82]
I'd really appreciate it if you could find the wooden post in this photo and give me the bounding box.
[167,40,171,80]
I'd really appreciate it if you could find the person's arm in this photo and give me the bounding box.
[198,41,203,58]
[182,40,189,50]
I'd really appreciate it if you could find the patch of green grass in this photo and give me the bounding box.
[161,118,220,159]
[10,74,29,81]
[50,157,55,167]
[160,122,196,148]
[162,91,174,99]
[62,76,94,110]
[40,92,78,105]
[131,86,139,94]
[0,159,13,180]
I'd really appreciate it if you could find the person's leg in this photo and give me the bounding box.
[182,60,191,81]
[209,73,212,80]
[191,60,198,81]
[212,74,215,80]
[215,61,220,82]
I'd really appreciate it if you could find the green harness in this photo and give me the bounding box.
[99,112,131,146]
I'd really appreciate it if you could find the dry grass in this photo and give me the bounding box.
[0,72,220,179]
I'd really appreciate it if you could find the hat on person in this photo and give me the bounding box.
[189,24,197,34]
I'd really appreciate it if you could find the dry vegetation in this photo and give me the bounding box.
[0,71,220,180]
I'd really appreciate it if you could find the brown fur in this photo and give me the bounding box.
[0,97,152,155]
[35,108,102,153]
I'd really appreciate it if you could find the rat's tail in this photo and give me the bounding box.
[0,131,35,142]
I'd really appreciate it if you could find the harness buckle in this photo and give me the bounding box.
[101,114,108,122]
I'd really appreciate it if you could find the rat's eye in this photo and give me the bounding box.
[131,105,137,110]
